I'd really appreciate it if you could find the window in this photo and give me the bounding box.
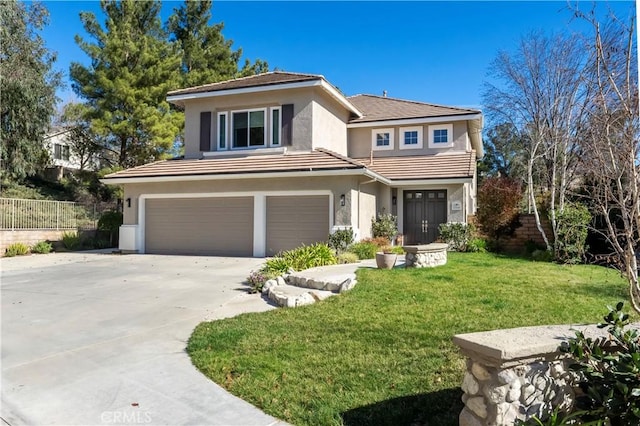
[54,144,70,161]
[428,124,454,148]
[232,109,266,148]
[400,126,423,149]
[271,107,281,146]
[371,128,394,151]
[217,112,227,150]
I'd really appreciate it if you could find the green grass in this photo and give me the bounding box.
[187,252,632,426]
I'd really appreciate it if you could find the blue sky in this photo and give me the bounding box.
[42,1,636,109]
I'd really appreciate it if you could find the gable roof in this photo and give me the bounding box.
[166,71,363,117]
[167,71,323,97]
[347,94,480,124]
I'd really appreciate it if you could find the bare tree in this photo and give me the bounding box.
[483,32,589,253]
[573,5,640,311]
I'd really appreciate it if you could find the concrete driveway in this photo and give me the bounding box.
[1,252,285,425]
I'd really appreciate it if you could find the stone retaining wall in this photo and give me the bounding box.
[452,324,612,425]
[0,230,68,254]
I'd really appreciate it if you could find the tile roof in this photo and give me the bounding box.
[103,149,365,180]
[103,149,475,182]
[357,151,476,180]
[167,71,324,97]
[347,94,480,123]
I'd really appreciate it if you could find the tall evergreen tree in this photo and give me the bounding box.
[168,0,268,87]
[70,0,182,168]
[0,0,61,182]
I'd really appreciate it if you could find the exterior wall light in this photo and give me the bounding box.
[340,194,346,206]
[126,198,131,208]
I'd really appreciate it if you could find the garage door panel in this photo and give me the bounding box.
[266,195,329,256]
[145,197,253,256]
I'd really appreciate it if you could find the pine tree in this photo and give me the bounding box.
[0,0,61,182]
[70,0,182,168]
[168,0,268,87]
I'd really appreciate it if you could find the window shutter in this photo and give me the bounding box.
[200,111,211,151]
[281,104,293,146]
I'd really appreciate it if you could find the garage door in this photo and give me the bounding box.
[145,197,253,256]
[266,195,329,256]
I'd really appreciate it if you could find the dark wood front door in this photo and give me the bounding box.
[404,190,447,244]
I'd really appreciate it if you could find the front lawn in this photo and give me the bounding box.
[187,252,631,425]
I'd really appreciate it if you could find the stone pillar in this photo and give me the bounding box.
[452,324,617,425]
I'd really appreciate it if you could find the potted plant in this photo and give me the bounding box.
[376,245,397,269]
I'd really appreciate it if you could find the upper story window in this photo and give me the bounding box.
[371,128,394,151]
[271,107,281,146]
[232,109,266,148]
[400,126,423,150]
[217,112,227,150]
[215,106,286,151]
[54,143,70,161]
[428,124,454,148]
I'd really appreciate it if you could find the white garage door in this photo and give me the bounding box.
[145,197,254,256]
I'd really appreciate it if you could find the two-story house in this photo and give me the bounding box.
[103,72,483,257]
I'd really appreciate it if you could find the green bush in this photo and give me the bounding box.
[347,241,378,260]
[336,252,359,264]
[328,228,354,253]
[467,238,487,253]
[62,231,82,250]
[5,242,30,257]
[531,249,553,262]
[31,241,52,254]
[439,222,475,251]
[561,302,640,424]
[82,236,109,250]
[554,203,591,264]
[98,210,123,247]
[371,213,397,242]
[262,243,337,275]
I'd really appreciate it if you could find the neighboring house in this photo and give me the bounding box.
[46,128,79,170]
[102,72,483,257]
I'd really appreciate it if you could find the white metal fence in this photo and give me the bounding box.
[0,198,80,230]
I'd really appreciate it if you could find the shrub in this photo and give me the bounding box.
[467,238,487,253]
[531,249,553,262]
[336,252,359,264]
[561,302,640,424]
[31,241,52,254]
[371,213,397,242]
[361,237,391,248]
[246,270,276,294]
[82,236,110,250]
[439,222,475,251]
[262,243,337,275]
[62,231,82,250]
[347,241,378,260]
[328,228,354,253]
[5,242,29,257]
[476,177,522,247]
[554,203,591,264]
[98,210,123,247]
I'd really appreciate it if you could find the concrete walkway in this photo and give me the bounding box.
[1,252,288,426]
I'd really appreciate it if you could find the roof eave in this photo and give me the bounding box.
[346,113,483,128]
[166,79,363,118]
[100,167,378,185]
[389,177,473,187]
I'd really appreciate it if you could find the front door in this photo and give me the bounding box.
[403,190,447,244]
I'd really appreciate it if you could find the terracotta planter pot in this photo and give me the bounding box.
[376,252,397,269]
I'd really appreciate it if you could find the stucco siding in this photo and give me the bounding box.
[182,87,317,158]
[311,91,350,155]
[347,121,470,159]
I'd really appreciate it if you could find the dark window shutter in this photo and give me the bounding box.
[281,104,293,146]
[200,111,211,151]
